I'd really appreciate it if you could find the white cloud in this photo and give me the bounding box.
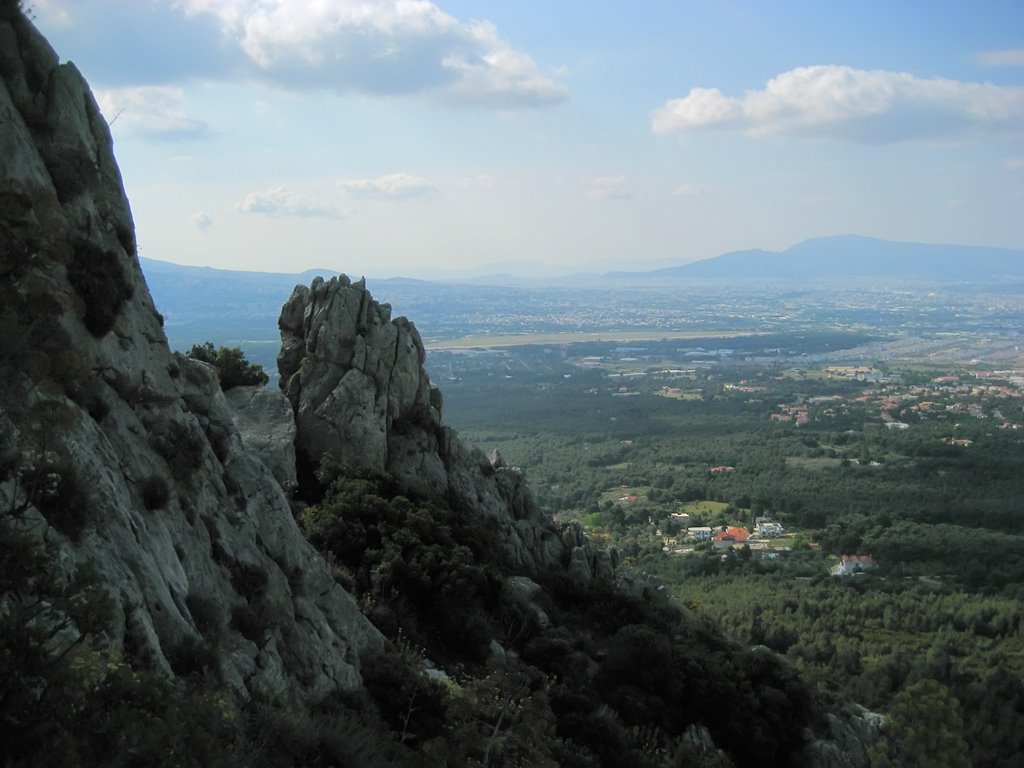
[652,65,1024,143]
[977,49,1024,67]
[237,187,344,218]
[672,184,706,197]
[438,21,568,108]
[586,176,632,200]
[338,173,437,199]
[177,0,567,107]
[41,2,243,87]
[95,86,209,141]
[34,0,72,26]
[191,211,213,230]
[1005,158,1024,171]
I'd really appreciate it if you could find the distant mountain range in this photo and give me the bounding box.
[621,235,1024,281]
[140,258,454,369]
[140,233,1023,359]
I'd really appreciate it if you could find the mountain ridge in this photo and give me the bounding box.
[141,233,1024,287]
[628,235,1024,281]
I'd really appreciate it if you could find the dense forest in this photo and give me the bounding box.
[432,337,1024,768]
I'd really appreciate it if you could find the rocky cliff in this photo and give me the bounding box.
[0,3,602,711]
[0,5,380,709]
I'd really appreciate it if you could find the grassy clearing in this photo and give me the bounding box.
[677,499,730,516]
[657,389,704,400]
[600,485,650,503]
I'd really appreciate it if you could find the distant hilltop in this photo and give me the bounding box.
[637,235,1024,282]
[141,234,1024,287]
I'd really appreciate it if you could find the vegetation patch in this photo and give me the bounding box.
[185,592,224,639]
[296,456,816,767]
[21,458,89,540]
[66,239,133,337]
[187,341,269,390]
[150,419,206,479]
[140,474,170,510]
[0,521,240,766]
[165,633,218,680]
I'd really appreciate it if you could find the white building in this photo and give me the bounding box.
[754,517,785,538]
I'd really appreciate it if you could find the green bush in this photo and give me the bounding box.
[360,648,446,748]
[21,458,89,540]
[186,592,224,639]
[230,603,269,643]
[165,634,218,679]
[140,474,170,510]
[150,419,206,478]
[187,342,269,390]
[228,560,270,602]
[66,240,133,337]
[301,462,501,664]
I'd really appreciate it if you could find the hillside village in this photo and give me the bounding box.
[471,348,1024,580]
[584,350,1024,446]
[767,368,1024,434]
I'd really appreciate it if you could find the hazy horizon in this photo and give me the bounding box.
[35,1,1024,278]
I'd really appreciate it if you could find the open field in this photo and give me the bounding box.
[677,500,731,516]
[657,388,704,400]
[426,329,760,350]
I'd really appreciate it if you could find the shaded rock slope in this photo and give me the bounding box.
[0,5,380,709]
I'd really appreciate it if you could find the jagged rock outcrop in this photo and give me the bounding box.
[0,8,381,708]
[279,275,572,573]
[796,705,883,768]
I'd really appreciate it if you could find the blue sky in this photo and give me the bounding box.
[34,0,1024,278]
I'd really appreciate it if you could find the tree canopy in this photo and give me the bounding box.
[187,342,269,390]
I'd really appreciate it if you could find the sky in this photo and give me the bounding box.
[32,0,1024,279]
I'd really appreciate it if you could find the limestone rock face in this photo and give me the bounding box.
[225,384,298,492]
[0,10,381,708]
[279,275,569,573]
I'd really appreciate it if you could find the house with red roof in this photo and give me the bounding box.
[714,527,750,547]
